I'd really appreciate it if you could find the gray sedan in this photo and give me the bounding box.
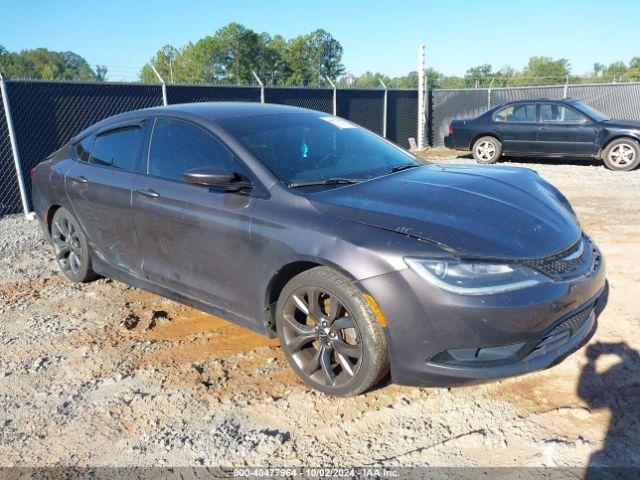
[31,103,606,396]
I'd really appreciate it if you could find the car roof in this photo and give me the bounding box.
[72,102,319,142]
[493,98,580,109]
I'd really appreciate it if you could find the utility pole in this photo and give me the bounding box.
[417,43,426,150]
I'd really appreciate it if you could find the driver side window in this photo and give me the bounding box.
[147,117,239,181]
[540,104,588,124]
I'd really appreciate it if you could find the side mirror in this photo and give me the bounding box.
[182,167,252,192]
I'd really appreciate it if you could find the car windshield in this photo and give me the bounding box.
[217,112,418,186]
[572,101,609,122]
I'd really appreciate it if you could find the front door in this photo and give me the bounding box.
[537,103,597,155]
[65,121,146,277]
[493,103,539,153]
[132,116,256,318]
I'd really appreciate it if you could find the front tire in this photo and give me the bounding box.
[50,208,98,283]
[472,136,502,164]
[276,267,389,396]
[602,138,640,171]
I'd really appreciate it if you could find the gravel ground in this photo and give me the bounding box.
[1,150,639,468]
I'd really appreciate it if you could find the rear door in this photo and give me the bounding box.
[132,116,257,318]
[493,103,539,153]
[537,103,597,155]
[65,119,146,277]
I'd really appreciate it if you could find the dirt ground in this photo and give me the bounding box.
[1,150,638,468]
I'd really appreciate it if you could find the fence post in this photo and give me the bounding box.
[563,76,569,99]
[150,64,168,106]
[417,43,426,150]
[252,71,265,103]
[0,74,31,216]
[379,78,388,138]
[487,79,494,109]
[325,75,337,115]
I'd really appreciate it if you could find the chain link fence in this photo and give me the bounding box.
[430,82,640,147]
[0,80,420,217]
[264,87,334,114]
[0,87,22,216]
[7,79,637,217]
[166,85,261,104]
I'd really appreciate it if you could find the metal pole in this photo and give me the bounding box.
[150,64,168,106]
[0,73,31,216]
[379,78,388,138]
[325,75,337,115]
[487,78,494,109]
[417,43,426,150]
[252,70,265,103]
[563,76,569,99]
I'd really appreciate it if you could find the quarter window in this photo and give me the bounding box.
[540,104,588,124]
[493,104,536,123]
[90,127,143,171]
[74,136,93,162]
[148,118,238,182]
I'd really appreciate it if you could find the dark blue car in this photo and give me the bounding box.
[444,99,640,171]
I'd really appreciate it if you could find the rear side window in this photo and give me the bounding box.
[90,127,143,171]
[74,136,93,162]
[147,118,238,181]
[493,104,536,123]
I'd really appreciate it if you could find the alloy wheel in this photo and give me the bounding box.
[608,143,636,168]
[475,140,497,161]
[51,215,83,277]
[281,286,363,387]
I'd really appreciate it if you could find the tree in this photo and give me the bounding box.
[0,46,105,80]
[517,56,570,85]
[464,64,494,88]
[140,23,344,86]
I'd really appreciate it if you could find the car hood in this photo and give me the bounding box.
[601,119,640,129]
[308,164,581,260]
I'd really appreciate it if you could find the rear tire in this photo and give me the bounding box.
[50,208,98,283]
[602,138,640,171]
[472,136,502,164]
[276,267,389,396]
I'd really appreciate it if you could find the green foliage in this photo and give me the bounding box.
[0,45,106,80]
[140,23,344,86]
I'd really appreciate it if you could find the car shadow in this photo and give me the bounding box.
[577,284,640,476]
[453,153,603,168]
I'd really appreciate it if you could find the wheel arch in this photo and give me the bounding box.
[45,204,62,234]
[469,132,502,150]
[263,258,359,337]
[598,134,640,159]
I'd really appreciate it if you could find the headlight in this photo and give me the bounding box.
[405,257,549,295]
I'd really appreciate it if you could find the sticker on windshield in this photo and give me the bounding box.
[320,116,356,129]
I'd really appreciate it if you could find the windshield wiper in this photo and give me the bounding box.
[388,163,420,173]
[289,178,361,188]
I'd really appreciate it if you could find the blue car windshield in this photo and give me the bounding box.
[572,101,609,122]
[217,112,418,186]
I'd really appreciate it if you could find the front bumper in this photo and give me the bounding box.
[357,245,606,387]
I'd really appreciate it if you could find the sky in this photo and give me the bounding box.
[1,0,639,82]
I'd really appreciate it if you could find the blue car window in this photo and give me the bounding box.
[541,104,588,124]
[494,104,536,122]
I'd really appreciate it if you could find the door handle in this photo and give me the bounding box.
[135,188,160,199]
[69,175,88,183]
[539,127,550,131]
